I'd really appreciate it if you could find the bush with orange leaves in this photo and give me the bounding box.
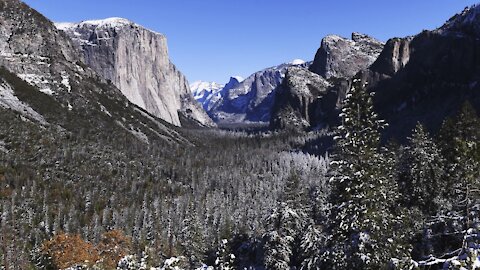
[97,230,132,269]
[40,230,133,269]
[41,233,100,269]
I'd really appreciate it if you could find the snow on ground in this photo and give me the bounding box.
[100,104,112,117]
[54,22,77,31]
[0,82,48,125]
[0,140,6,153]
[79,17,133,28]
[190,81,224,96]
[114,120,148,144]
[61,72,72,92]
[129,125,149,144]
[18,73,55,96]
[39,88,54,95]
[56,18,133,31]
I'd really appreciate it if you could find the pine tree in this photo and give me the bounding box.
[439,102,480,196]
[263,172,308,269]
[399,123,445,214]
[300,224,325,270]
[214,239,235,270]
[263,229,292,270]
[324,79,406,269]
[180,200,206,269]
[438,102,480,236]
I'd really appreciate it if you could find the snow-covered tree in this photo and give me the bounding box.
[263,229,292,270]
[160,256,189,270]
[325,79,407,269]
[214,239,235,270]
[180,200,206,269]
[439,102,480,200]
[300,224,326,270]
[437,102,480,249]
[117,254,147,270]
[442,225,480,269]
[263,172,308,269]
[399,123,445,214]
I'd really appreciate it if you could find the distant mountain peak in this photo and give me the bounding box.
[231,76,244,83]
[190,81,224,93]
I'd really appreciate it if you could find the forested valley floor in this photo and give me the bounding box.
[0,82,479,270]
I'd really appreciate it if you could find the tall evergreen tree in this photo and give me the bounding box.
[438,102,480,231]
[324,79,407,269]
[179,200,206,269]
[399,123,445,214]
[263,172,308,269]
[214,239,235,270]
[300,224,325,270]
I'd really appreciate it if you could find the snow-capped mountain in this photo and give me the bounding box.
[197,60,310,124]
[191,81,225,110]
[56,18,214,127]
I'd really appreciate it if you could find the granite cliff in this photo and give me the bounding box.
[56,18,214,127]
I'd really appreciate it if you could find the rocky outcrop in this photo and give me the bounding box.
[271,33,383,131]
[56,18,214,127]
[310,33,384,79]
[369,37,412,77]
[348,5,480,140]
[270,67,334,130]
[0,0,83,95]
[0,0,190,144]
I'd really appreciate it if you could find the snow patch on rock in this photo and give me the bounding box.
[0,81,47,125]
[61,72,71,92]
[290,59,306,65]
[0,140,6,153]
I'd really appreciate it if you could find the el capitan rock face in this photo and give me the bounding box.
[56,18,214,127]
[0,0,190,145]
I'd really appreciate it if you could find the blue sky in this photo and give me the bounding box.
[25,0,478,84]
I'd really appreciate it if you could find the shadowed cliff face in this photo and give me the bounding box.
[357,6,480,140]
[271,33,383,131]
[270,67,332,131]
[273,6,480,139]
[56,18,214,127]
